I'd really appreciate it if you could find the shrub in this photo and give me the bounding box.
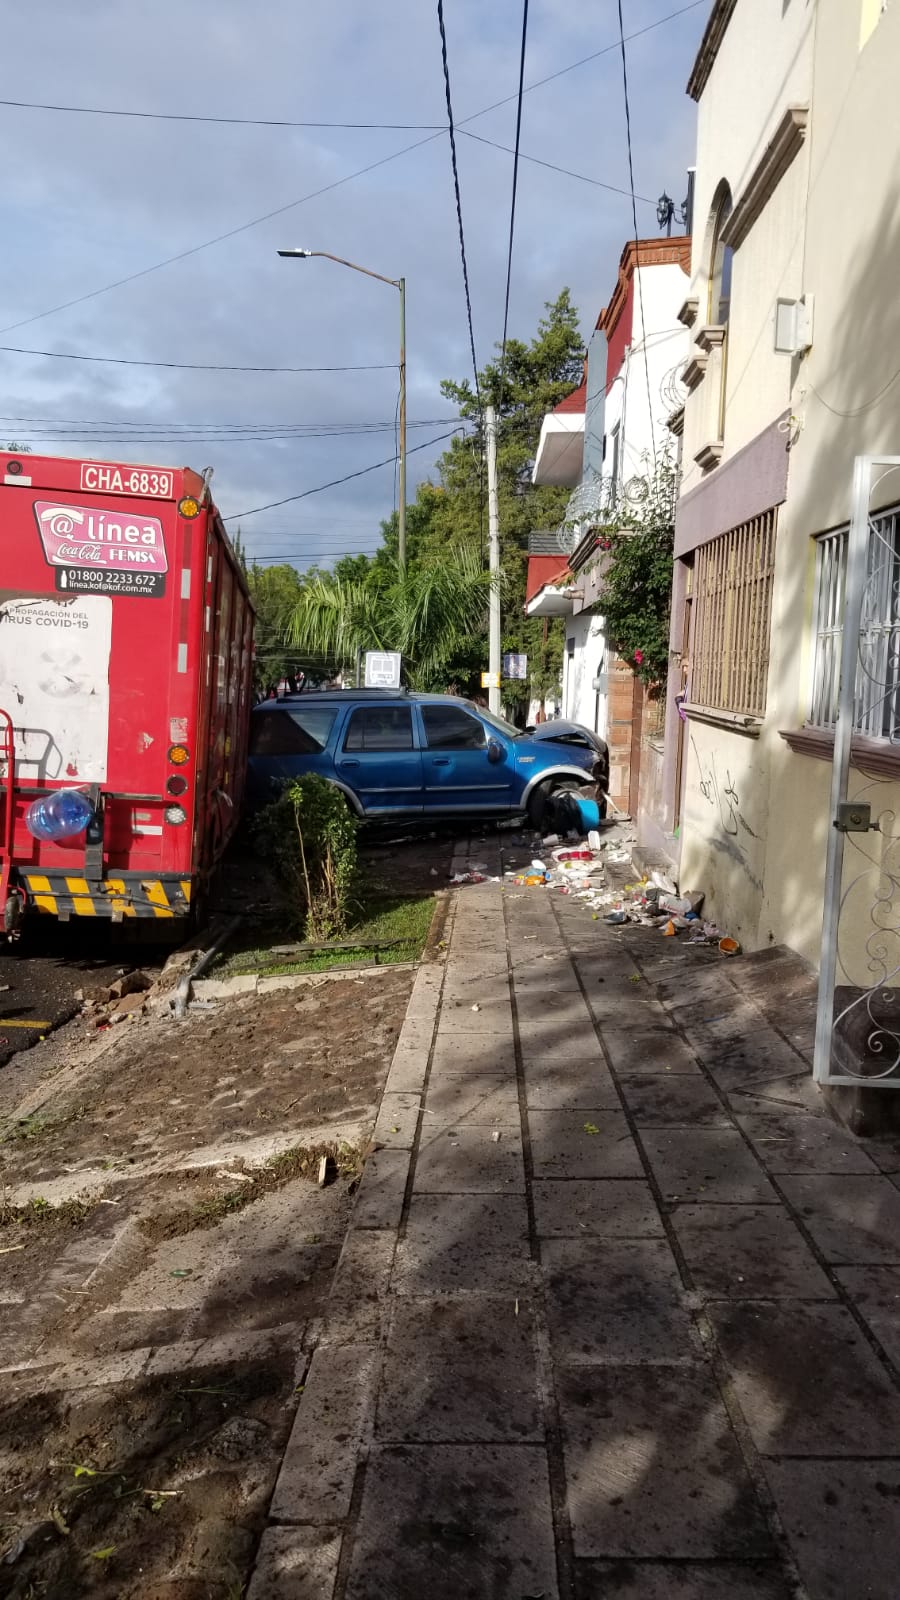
[254,775,358,940]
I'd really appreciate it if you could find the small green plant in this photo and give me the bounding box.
[254,774,359,940]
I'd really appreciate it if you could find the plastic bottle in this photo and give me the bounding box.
[25,788,94,842]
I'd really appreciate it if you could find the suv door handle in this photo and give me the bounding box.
[431,757,451,766]
[339,758,360,769]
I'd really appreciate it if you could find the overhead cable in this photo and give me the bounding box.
[222,427,466,520]
[498,0,530,391]
[436,0,481,404]
[0,345,393,373]
[616,0,656,464]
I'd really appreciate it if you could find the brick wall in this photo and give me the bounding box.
[607,656,644,815]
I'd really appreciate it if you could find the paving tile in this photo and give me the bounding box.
[515,992,593,1027]
[394,1194,533,1294]
[670,1204,836,1299]
[558,1365,771,1558]
[519,1027,607,1066]
[344,1443,558,1600]
[668,997,764,1053]
[834,1264,900,1366]
[247,1527,341,1600]
[430,1032,517,1077]
[413,1126,525,1193]
[618,1075,729,1126]
[697,1030,810,1090]
[353,1149,410,1230]
[708,1301,900,1455]
[864,1132,900,1174]
[322,1230,395,1345]
[575,1561,794,1599]
[601,1028,701,1075]
[542,1237,694,1362]
[642,1130,776,1204]
[372,1092,421,1150]
[529,1108,643,1179]
[728,1072,828,1115]
[509,952,582,990]
[779,1173,900,1263]
[583,981,670,1027]
[376,1297,541,1442]
[734,1107,878,1174]
[532,1179,664,1239]
[765,1459,900,1600]
[440,996,513,1034]
[384,1031,432,1093]
[269,1345,377,1523]
[422,1074,520,1131]
[523,1059,621,1111]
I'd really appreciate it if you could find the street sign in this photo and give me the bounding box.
[480,670,500,689]
[365,651,402,689]
[502,652,527,680]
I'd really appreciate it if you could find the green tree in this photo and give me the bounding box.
[589,451,678,686]
[286,290,584,707]
[246,562,305,694]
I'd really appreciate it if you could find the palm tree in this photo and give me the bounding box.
[285,547,493,689]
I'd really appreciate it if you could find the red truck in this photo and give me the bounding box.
[0,450,253,932]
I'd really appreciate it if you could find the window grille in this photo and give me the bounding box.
[690,510,777,717]
[810,504,900,739]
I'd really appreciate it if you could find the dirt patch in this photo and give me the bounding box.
[0,1357,297,1598]
[1,967,414,1192]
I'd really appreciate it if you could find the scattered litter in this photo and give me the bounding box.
[450,871,487,885]
[718,936,741,956]
[491,1130,501,1143]
[471,1004,481,1012]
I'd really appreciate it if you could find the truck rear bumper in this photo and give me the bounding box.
[19,871,192,920]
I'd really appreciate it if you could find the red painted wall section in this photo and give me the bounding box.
[605,278,634,393]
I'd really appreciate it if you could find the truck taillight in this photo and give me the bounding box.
[165,804,187,826]
[166,774,188,797]
[168,744,190,765]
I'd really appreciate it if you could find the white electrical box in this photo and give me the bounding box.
[775,295,814,354]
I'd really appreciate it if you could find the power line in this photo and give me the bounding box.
[499,0,530,393]
[1,2,707,339]
[616,0,656,465]
[458,129,657,205]
[436,0,481,406]
[0,345,393,373]
[0,130,445,337]
[0,412,457,431]
[222,427,466,521]
[0,98,443,131]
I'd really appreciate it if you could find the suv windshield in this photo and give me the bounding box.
[470,703,523,739]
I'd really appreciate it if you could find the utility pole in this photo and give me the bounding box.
[398,277,407,574]
[485,405,502,716]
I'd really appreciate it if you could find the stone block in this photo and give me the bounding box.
[532,1179,664,1239]
[558,1365,771,1558]
[708,1301,900,1455]
[269,1344,376,1523]
[734,1107,878,1174]
[765,1459,900,1600]
[642,1129,776,1204]
[343,1444,558,1600]
[413,1126,525,1194]
[529,1109,643,1179]
[353,1149,411,1230]
[542,1237,695,1363]
[601,1028,701,1075]
[394,1194,533,1295]
[247,1526,341,1600]
[670,1203,835,1299]
[618,1075,729,1126]
[834,1264,900,1366]
[779,1172,900,1263]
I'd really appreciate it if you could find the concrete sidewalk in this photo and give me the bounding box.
[251,838,900,1600]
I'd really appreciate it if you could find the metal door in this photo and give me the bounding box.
[815,455,900,1088]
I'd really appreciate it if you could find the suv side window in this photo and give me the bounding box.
[344,706,414,752]
[422,705,487,750]
[287,707,336,751]
[249,710,324,757]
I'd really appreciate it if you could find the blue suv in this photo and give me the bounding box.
[247,691,598,825]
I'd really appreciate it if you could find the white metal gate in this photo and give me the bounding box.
[815,454,900,1088]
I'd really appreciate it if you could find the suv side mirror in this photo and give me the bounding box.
[487,739,504,764]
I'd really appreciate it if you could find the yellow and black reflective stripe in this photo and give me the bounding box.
[20,873,193,919]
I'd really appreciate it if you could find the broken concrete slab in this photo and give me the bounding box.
[269,1344,377,1524]
[247,1526,341,1600]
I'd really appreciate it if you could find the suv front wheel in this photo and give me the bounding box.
[526,776,584,831]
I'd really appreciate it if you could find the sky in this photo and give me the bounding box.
[0,0,708,570]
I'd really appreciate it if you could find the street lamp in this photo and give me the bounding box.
[277,248,407,571]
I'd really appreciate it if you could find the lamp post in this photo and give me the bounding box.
[657,173,693,237]
[277,248,407,572]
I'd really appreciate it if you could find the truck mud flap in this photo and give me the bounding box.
[20,873,192,920]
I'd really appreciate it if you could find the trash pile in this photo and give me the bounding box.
[493,831,742,955]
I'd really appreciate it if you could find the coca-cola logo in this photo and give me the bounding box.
[33,499,168,574]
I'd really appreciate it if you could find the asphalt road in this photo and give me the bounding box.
[0,921,177,1078]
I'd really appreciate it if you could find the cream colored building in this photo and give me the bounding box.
[663,0,900,969]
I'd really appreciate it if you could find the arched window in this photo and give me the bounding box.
[708,185,733,326]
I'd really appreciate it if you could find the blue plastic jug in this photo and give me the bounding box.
[25,789,94,842]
